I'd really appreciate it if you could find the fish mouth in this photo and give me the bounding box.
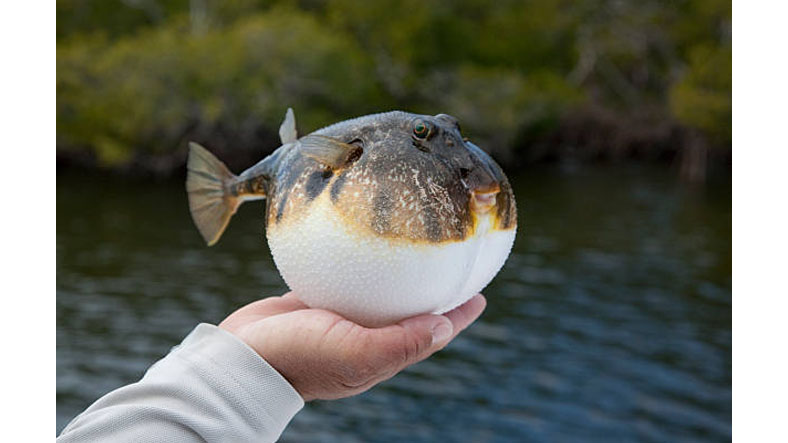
[470,184,500,214]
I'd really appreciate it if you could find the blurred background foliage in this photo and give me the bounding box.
[57,0,731,178]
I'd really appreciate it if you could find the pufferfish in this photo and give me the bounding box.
[186,109,517,327]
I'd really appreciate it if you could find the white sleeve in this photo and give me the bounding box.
[58,323,304,443]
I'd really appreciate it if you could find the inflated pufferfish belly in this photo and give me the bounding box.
[186,108,517,327]
[267,186,515,326]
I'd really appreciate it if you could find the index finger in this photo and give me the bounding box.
[220,292,309,330]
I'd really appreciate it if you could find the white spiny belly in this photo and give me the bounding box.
[267,193,516,327]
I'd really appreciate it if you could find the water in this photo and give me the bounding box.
[56,165,731,441]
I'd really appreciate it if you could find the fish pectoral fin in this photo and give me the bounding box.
[279,108,298,144]
[186,142,241,246]
[298,134,362,170]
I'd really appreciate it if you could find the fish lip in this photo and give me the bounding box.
[470,184,500,214]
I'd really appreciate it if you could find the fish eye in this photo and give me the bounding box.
[413,120,432,139]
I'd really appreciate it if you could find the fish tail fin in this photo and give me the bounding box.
[186,142,240,246]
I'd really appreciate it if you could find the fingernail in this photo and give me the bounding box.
[431,320,453,345]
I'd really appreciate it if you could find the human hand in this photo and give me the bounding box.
[219,292,486,401]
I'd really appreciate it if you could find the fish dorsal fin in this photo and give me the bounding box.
[279,108,298,144]
[298,134,362,169]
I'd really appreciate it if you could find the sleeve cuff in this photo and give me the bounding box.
[171,323,305,437]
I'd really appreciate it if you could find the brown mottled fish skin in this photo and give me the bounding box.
[245,111,516,244]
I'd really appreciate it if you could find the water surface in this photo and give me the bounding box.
[57,165,731,441]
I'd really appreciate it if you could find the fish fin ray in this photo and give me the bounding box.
[298,135,360,169]
[186,142,240,246]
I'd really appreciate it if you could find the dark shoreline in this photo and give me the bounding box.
[56,146,732,186]
[56,118,732,183]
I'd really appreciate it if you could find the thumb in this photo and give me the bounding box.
[366,314,454,370]
[399,314,455,350]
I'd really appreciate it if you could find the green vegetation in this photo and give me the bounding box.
[57,0,731,176]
